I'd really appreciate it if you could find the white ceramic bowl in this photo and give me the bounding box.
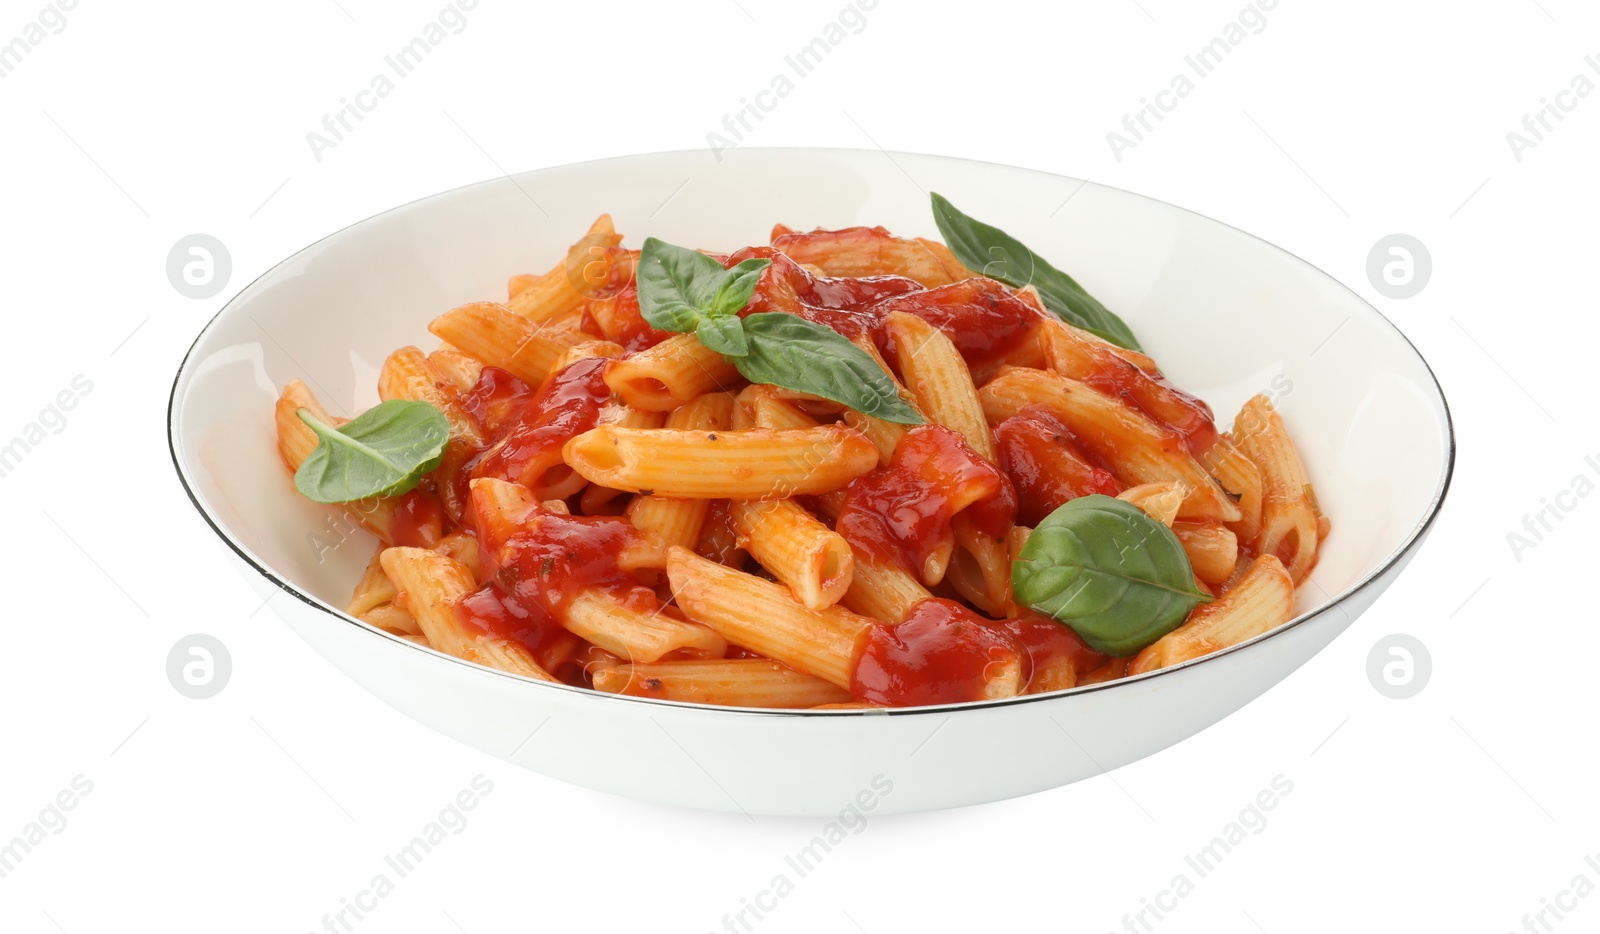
[168,148,1453,816]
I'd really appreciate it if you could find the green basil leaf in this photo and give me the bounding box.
[1012,494,1210,656]
[710,257,771,318]
[697,314,749,357]
[636,237,728,332]
[734,313,923,425]
[930,192,1143,351]
[293,401,451,504]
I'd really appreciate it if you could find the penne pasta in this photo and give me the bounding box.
[883,311,995,461]
[428,301,584,387]
[591,658,852,708]
[602,333,741,412]
[427,348,485,394]
[666,547,873,689]
[1129,555,1294,673]
[506,214,621,323]
[379,547,557,681]
[979,366,1240,523]
[1172,520,1239,588]
[378,346,483,446]
[1232,395,1320,583]
[627,392,737,547]
[730,499,854,610]
[562,590,727,663]
[564,425,879,499]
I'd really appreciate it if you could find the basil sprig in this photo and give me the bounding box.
[293,400,451,503]
[930,192,1142,351]
[1011,495,1210,656]
[636,238,922,425]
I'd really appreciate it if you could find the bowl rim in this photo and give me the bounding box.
[166,145,1456,718]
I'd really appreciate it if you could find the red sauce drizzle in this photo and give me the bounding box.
[467,357,611,490]
[851,598,1024,706]
[387,487,444,547]
[994,406,1122,526]
[836,425,1015,577]
[457,507,653,653]
[727,246,923,339]
[868,278,1042,366]
[994,614,1107,690]
[459,366,533,439]
[1074,354,1218,454]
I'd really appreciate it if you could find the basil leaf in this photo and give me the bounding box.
[710,257,771,318]
[735,313,923,425]
[293,401,451,504]
[636,237,728,332]
[697,314,749,357]
[930,192,1143,351]
[1012,494,1210,656]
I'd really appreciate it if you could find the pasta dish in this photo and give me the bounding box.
[271,195,1326,709]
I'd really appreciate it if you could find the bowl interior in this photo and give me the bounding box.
[170,148,1451,677]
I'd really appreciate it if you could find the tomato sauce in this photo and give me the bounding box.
[387,487,444,547]
[995,613,1107,691]
[457,505,655,654]
[836,425,1016,578]
[867,278,1041,366]
[851,598,1025,706]
[459,366,533,439]
[728,246,923,340]
[467,357,611,491]
[1072,352,1218,454]
[994,406,1122,526]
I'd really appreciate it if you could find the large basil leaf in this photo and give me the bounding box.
[636,237,735,333]
[735,313,923,425]
[1012,494,1210,656]
[930,192,1143,351]
[294,401,450,504]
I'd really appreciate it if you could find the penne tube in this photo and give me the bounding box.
[348,545,418,635]
[564,425,879,499]
[948,513,1011,617]
[768,225,972,286]
[379,547,557,681]
[842,332,917,465]
[627,392,736,547]
[1078,657,1130,685]
[1199,434,1263,541]
[507,273,538,300]
[428,301,584,387]
[810,489,933,624]
[378,346,483,446]
[561,590,726,663]
[542,339,625,389]
[1172,520,1239,588]
[603,333,741,412]
[591,658,852,708]
[978,367,1240,523]
[1039,318,1214,448]
[730,499,854,610]
[1231,395,1320,583]
[883,311,995,461]
[427,348,484,393]
[274,379,336,470]
[506,214,621,323]
[1117,482,1184,527]
[732,383,819,430]
[1130,555,1294,673]
[694,499,747,567]
[666,547,874,689]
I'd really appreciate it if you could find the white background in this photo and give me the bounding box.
[1,1,1594,932]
